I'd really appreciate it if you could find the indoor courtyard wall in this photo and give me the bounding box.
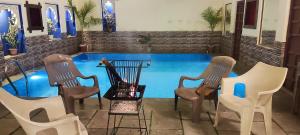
[75,0,224,53]
[220,0,289,74]
[0,0,83,77]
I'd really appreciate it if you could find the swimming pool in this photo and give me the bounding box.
[2,53,237,98]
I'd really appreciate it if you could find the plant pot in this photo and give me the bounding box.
[9,49,18,55]
[147,46,152,53]
[80,45,88,52]
[49,35,54,40]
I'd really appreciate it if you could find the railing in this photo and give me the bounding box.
[4,60,29,97]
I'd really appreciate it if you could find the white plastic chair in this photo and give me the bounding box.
[0,89,88,135]
[214,62,288,135]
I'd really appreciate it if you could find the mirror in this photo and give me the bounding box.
[24,1,44,33]
[244,0,258,29]
[224,3,232,36]
[259,0,279,45]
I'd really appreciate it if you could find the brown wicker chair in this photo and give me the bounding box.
[174,56,236,122]
[43,54,102,114]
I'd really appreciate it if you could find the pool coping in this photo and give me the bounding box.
[1,52,238,87]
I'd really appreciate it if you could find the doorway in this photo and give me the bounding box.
[233,1,245,60]
[284,0,300,91]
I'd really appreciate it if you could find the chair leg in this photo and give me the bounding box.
[213,92,218,110]
[138,113,142,135]
[65,96,75,114]
[175,92,178,111]
[97,92,103,109]
[142,106,148,135]
[214,101,221,127]
[113,115,117,135]
[263,101,273,135]
[106,113,110,135]
[240,110,254,135]
[79,99,84,104]
[192,97,203,122]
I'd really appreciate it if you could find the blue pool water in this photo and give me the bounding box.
[2,53,237,98]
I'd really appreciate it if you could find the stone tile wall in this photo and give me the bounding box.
[220,33,234,56]
[2,33,82,76]
[220,34,285,74]
[261,31,276,45]
[238,36,284,73]
[0,52,4,82]
[83,31,222,53]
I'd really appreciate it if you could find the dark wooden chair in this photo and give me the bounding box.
[174,56,236,122]
[43,54,102,114]
[101,60,148,135]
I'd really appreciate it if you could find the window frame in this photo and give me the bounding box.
[243,0,259,29]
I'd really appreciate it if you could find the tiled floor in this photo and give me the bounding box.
[0,90,300,135]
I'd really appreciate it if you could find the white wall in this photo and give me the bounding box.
[0,0,291,42]
[275,0,291,42]
[115,0,223,31]
[262,0,279,31]
[73,0,224,31]
[73,0,102,31]
[0,0,72,37]
[224,0,290,42]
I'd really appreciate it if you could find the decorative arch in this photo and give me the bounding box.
[0,5,25,56]
[101,0,116,32]
[65,8,76,36]
[45,4,61,39]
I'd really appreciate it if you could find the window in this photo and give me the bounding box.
[0,4,26,56]
[244,0,258,29]
[45,4,62,40]
[65,8,76,36]
[102,0,116,32]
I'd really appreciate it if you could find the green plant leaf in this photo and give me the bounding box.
[201,7,223,31]
[68,0,102,30]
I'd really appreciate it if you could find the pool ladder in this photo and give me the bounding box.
[3,60,29,97]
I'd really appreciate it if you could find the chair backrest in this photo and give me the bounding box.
[104,60,143,88]
[0,90,37,134]
[240,62,288,95]
[43,54,82,88]
[103,60,124,86]
[201,56,236,88]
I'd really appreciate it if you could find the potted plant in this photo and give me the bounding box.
[201,7,222,53]
[3,17,19,55]
[47,18,55,39]
[138,34,152,52]
[67,0,101,52]
[201,7,223,32]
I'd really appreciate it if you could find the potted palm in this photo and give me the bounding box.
[67,0,101,52]
[3,18,19,55]
[138,34,152,52]
[201,7,223,32]
[201,7,222,53]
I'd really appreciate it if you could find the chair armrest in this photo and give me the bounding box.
[255,91,275,106]
[178,75,203,88]
[35,115,83,135]
[79,75,99,88]
[220,77,244,95]
[29,96,66,121]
